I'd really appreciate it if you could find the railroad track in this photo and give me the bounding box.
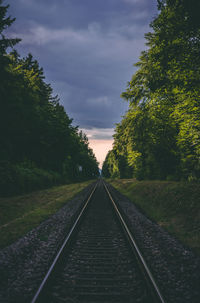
[31,180,165,303]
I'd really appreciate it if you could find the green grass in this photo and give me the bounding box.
[0,180,94,248]
[108,179,200,255]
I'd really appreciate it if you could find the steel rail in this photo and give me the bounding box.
[31,182,98,303]
[103,181,166,303]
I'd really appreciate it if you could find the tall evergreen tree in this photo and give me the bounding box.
[0,0,20,54]
[0,1,99,196]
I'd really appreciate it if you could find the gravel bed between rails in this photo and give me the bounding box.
[0,182,96,303]
[106,182,200,303]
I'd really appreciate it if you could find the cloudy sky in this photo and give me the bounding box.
[6,0,158,167]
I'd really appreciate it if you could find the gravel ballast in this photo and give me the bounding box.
[0,180,199,303]
[106,182,200,303]
[0,182,96,303]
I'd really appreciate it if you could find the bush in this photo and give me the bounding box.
[0,161,16,196]
[0,161,63,197]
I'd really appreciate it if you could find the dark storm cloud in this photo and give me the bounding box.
[6,0,157,136]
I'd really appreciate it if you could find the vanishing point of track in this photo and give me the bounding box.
[31,180,165,303]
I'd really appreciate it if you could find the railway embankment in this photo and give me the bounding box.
[0,181,96,302]
[0,180,199,302]
[108,179,200,255]
[0,180,94,249]
[106,181,200,302]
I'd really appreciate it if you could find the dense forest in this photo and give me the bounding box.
[0,1,99,196]
[102,0,200,181]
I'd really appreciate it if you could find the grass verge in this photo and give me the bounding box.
[108,179,200,255]
[0,180,94,249]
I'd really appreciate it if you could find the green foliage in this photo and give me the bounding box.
[102,150,120,178]
[0,160,62,196]
[0,2,99,196]
[104,0,200,181]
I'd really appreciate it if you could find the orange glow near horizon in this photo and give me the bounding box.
[88,139,113,169]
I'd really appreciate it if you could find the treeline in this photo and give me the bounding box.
[0,1,99,196]
[102,0,200,181]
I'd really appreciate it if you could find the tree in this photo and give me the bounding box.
[0,0,20,54]
[0,2,99,196]
[106,0,200,181]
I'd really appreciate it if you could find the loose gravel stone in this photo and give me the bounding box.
[106,182,200,303]
[0,182,96,303]
[0,181,199,303]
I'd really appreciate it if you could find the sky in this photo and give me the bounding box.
[6,0,158,168]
